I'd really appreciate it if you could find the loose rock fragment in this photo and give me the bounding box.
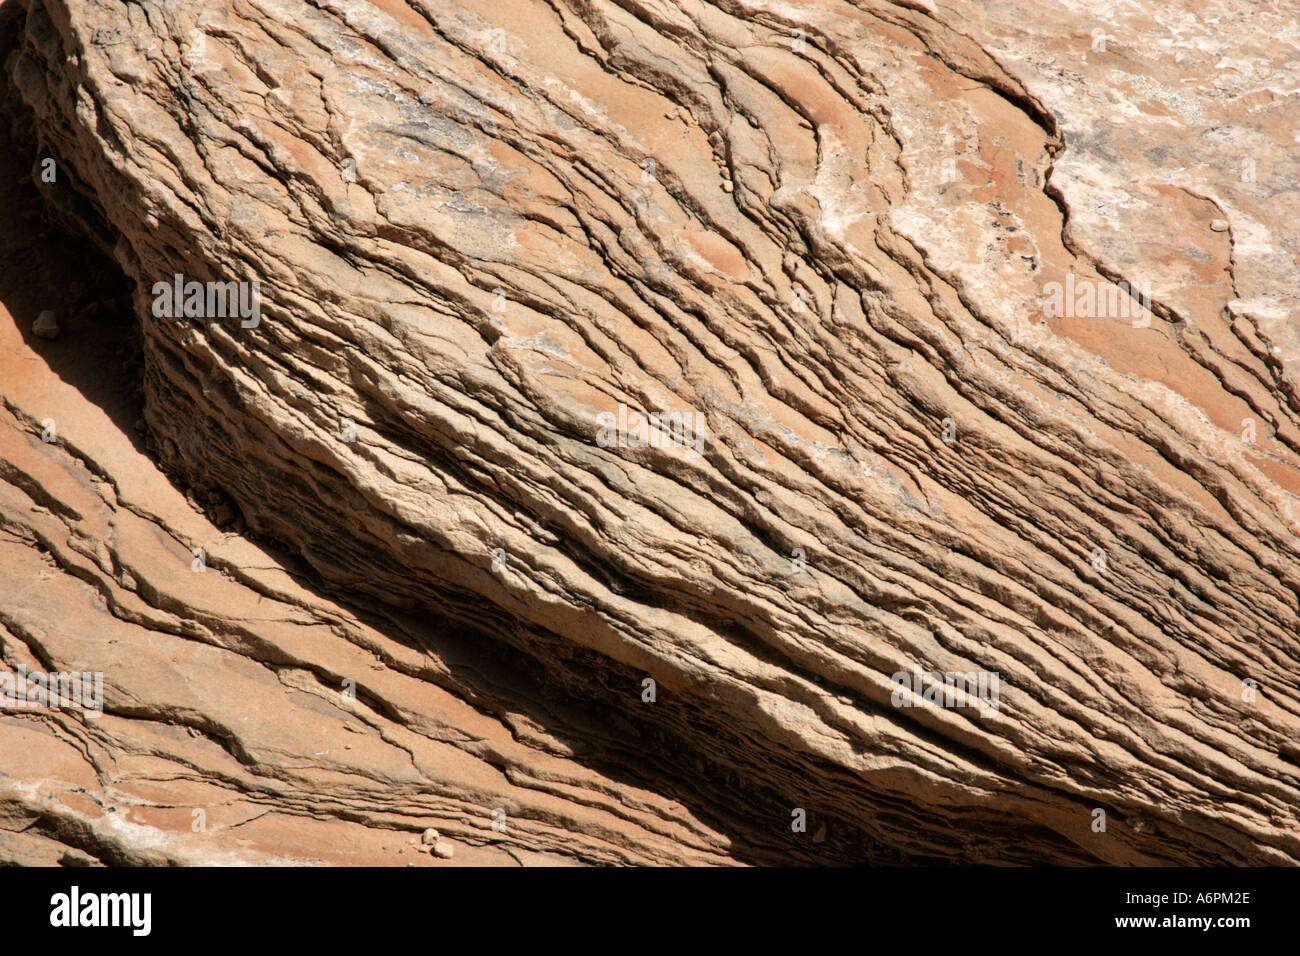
[31,308,58,339]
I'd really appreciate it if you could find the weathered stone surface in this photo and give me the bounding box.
[0,9,729,865]
[0,291,729,866]
[0,260,731,865]
[3,0,1299,864]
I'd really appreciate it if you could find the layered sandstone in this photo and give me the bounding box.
[2,0,1299,865]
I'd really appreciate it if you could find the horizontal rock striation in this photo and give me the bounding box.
[3,0,1300,863]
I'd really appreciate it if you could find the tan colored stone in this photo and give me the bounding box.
[1,0,1298,865]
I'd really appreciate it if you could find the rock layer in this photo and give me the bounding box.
[0,95,733,866]
[3,0,1300,864]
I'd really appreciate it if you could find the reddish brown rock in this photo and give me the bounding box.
[2,0,1299,865]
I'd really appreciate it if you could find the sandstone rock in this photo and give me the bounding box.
[31,307,57,338]
[433,842,455,860]
[2,0,1299,866]
[421,828,439,846]
[0,42,730,866]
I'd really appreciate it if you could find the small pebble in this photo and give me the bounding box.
[1210,219,1229,232]
[433,842,454,859]
[722,180,733,193]
[421,828,439,845]
[32,310,60,340]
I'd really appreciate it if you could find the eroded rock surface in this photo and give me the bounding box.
[2,0,1299,864]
